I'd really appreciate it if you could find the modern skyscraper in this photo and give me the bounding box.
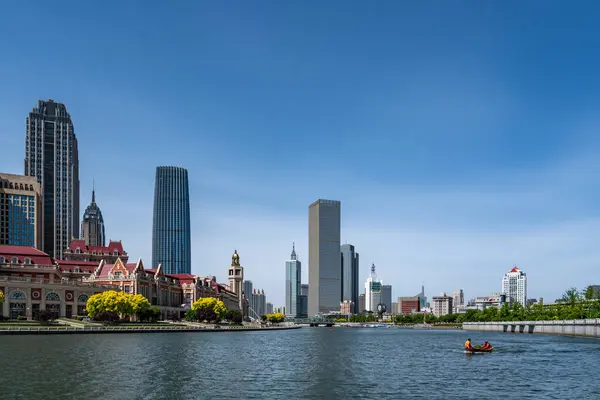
[0,173,43,249]
[341,243,359,313]
[308,199,341,316]
[299,283,309,317]
[24,99,79,258]
[364,263,382,312]
[452,289,464,313]
[502,266,527,306]
[285,243,302,318]
[81,186,105,247]
[381,284,392,314]
[152,166,191,274]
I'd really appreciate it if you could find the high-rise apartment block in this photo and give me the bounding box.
[285,243,302,318]
[502,266,527,306]
[81,188,105,247]
[24,100,79,258]
[432,292,453,317]
[341,243,359,314]
[0,173,42,249]
[152,166,191,274]
[308,199,341,316]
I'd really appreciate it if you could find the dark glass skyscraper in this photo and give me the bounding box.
[24,100,79,259]
[341,243,359,313]
[152,166,191,274]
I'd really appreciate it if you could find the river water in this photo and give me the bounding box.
[1,327,598,399]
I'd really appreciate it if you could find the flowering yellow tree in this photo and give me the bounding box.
[85,291,151,319]
[191,297,226,322]
[266,313,285,323]
[0,290,5,305]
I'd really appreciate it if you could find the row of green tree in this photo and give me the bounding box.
[394,286,600,324]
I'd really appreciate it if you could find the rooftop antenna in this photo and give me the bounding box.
[92,178,96,203]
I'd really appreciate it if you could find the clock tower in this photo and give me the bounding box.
[228,250,244,311]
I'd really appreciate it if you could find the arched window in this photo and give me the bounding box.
[9,290,26,301]
[11,257,18,263]
[74,267,80,273]
[24,258,32,264]
[77,294,89,303]
[113,250,119,256]
[75,247,81,254]
[46,292,60,301]
[0,257,5,263]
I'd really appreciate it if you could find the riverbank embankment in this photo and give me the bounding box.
[463,319,600,338]
[0,324,302,335]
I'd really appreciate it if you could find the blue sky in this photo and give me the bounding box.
[1,1,600,306]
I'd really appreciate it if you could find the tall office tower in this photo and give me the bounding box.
[308,199,341,316]
[365,263,382,312]
[24,99,79,258]
[502,266,527,306]
[0,173,43,249]
[285,243,302,318]
[81,186,105,247]
[381,284,392,314]
[152,166,191,274]
[243,280,253,306]
[452,289,464,313]
[341,243,359,313]
[299,283,309,317]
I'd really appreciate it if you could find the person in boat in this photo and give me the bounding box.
[482,340,492,349]
[464,338,473,351]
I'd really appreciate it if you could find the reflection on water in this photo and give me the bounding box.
[0,328,599,399]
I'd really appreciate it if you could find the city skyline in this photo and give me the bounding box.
[2,2,600,305]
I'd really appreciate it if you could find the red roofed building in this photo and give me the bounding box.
[0,245,116,320]
[1,244,246,321]
[63,239,128,264]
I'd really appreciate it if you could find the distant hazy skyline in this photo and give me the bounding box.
[1,1,600,305]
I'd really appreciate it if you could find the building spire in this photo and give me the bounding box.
[92,178,95,203]
[291,242,297,260]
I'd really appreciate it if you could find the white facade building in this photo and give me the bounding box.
[502,266,527,306]
[364,263,382,313]
[432,292,453,317]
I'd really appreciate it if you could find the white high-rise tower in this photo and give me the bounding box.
[502,266,527,306]
[364,263,382,313]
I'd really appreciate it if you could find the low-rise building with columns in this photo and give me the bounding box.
[0,245,246,320]
[0,245,115,319]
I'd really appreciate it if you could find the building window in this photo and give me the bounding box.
[113,250,119,256]
[46,292,61,301]
[0,257,5,263]
[9,290,26,301]
[77,294,89,303]
[11,257,18,263]
[114,271,122,278]
[124,285,131,294]
[24,258,32,264]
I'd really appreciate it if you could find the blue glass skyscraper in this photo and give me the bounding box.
[152,166,191,274]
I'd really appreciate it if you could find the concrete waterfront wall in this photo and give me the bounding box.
[463,319,600,338]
